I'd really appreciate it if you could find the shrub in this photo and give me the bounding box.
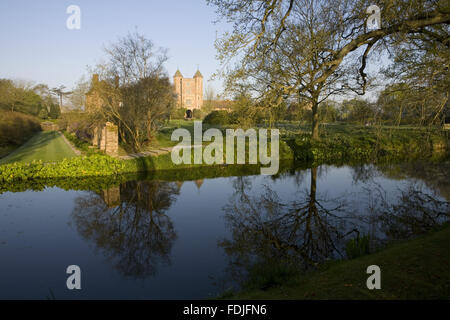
[63,131,96,155]
[192,108,204,119]
[0,111,41,147]
[171,107,188,120]
[203,110,232,126]
[0,154,126,183]
[345,235,371,259]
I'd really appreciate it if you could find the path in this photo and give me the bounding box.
[119,147,173,160]
[118,145,206,160]
[0,131,78,164]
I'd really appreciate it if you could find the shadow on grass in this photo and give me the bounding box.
[0,131,67,164]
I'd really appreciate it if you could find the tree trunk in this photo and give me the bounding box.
[311,100,320,140]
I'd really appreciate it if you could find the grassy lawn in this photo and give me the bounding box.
[228,224,450,300]
[0,131,78,164]
[0,146,16,159]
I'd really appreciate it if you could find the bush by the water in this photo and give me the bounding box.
[0,111,41,147]
[0,154,127,183]
[345,235,371,259]
[288,127,448,164]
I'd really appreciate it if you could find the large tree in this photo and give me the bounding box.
[90,32,175,151]
[208,0,450,139]
[382,9,449,126]
[0,79,59,119]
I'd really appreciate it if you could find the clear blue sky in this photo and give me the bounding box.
[0,0,228,95]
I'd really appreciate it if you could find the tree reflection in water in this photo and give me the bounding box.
[370,182,450,241]
[219,165,450,291]
[351,162,450,241]
[71,180,180,279]
[219,168,355,290]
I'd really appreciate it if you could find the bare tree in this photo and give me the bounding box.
[69,76,90,111]
[202,84,217,114]
[51,85,72,111]
[103,31,169,85]
[90,32,174,151]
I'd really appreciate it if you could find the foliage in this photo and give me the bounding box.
[170,107,188,120]
[119,75,175,150]
[208,0,450,139]
[0,80,60,119]
[59,111,93,142]
[63,131,96,154]
[345,235,371,259]
[340,99,376,125]
[203,110,233,126]
[288,126,449,165]
[0,123,448,186]
[0,154,126,184]
[0,111,41,148]
[88,31,175,152]
[192,108,205,119]
[382,15,449,127]
[318,101,338,123]
[49,103,61,119]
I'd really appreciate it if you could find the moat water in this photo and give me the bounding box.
[0,161,448,299]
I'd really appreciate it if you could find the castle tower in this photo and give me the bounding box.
[193,70,203,111]
[173,68,203,110]
[173,69,183,107]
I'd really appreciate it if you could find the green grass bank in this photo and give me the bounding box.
[0,125,448,186]
[225,224,450,300]
[0,131,77,164]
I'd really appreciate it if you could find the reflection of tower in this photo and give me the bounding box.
[194,180,204,190]
[101,186,121,208]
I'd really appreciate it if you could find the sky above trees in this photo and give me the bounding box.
[0,0,229,94]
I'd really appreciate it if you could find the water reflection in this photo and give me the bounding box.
[219,164,450,291]
[66,162,449,294]
[218,167,356,293]
[71,180,180,279]
[375,183,450,240]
